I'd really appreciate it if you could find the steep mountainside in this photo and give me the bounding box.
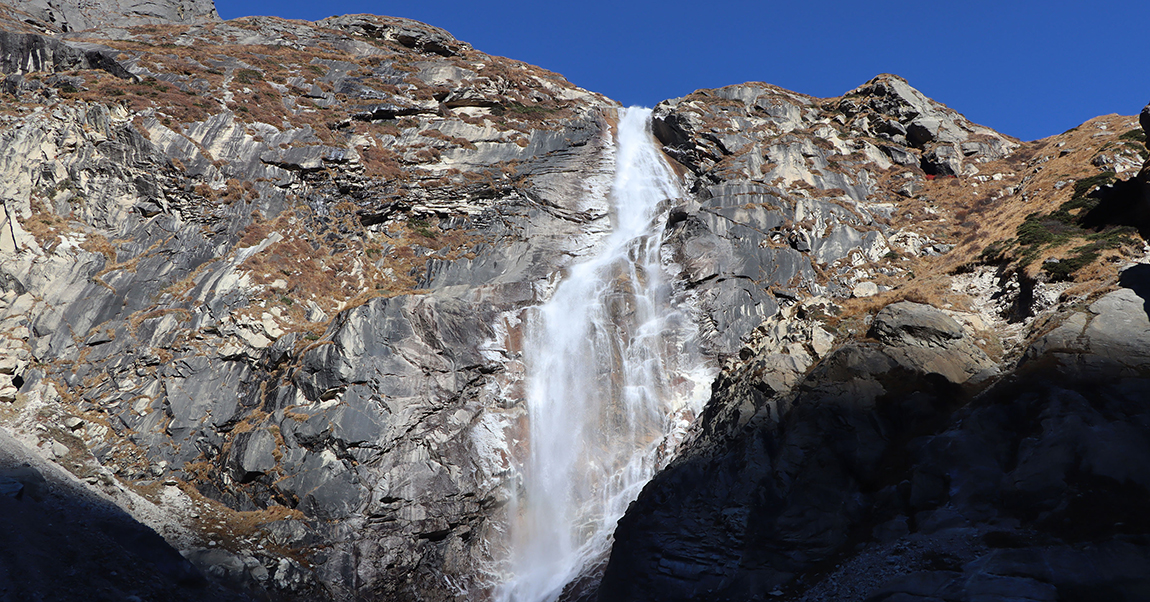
[597,85,1150,602]
[1,1,1148,601]
[0,5,623,600]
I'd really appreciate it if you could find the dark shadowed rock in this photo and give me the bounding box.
[920,144,962,176]
[598,289,1150,602]
[0,431,242,601]
[1139,103,1150,142]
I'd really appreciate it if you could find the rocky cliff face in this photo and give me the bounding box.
[9,0,218,32]
[1,1,1149,601]
[0,6,622,600]
[597,95,1150,602]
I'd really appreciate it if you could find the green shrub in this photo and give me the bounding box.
[1016,213,1057,246]
[235,69,263,85]
[1042,246,1099,281]
[977,239,1012,264]
[1118,128,1146,143]
[1070,171,1116,202]
[408,217,435,239]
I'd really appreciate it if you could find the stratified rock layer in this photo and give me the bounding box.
[10,0,218,31]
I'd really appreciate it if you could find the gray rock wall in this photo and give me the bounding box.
[10,0,218,32]
[0,10,622,601]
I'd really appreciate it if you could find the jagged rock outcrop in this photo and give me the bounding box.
[835,74,1017,176]
[652,84,891,354]
[645,76,1028,358]
[596,87,1150,602]
[0,28,136,77]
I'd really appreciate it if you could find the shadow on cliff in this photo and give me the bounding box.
[0,462,249,602]
[597,301,1150,602]
[1080,173,1150,239]
[1119,262,1150,316]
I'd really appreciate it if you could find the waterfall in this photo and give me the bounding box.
[497,107,714,602]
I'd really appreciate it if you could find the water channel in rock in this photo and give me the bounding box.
[497,107,715,602]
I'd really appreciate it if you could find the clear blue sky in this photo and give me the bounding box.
[215,0,1147,142]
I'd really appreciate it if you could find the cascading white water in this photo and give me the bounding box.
[498,107,714,602]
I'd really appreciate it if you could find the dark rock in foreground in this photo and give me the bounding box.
[599,292,1150,602]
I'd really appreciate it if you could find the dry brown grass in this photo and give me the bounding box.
[953,116,1141,276]
[230,196,482,338]
[837,271,975,322]
[419,128,477,150]
[68,71,216,124]
[360,145,406,179]
[853,113,1148,317]
[150,469,309,555]
[160,259,212,300]
[79,232,118,263]
[22,197,71,252]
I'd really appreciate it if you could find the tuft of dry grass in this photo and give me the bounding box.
[22,198,71,252]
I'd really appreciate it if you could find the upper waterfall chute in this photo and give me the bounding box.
[496,107,715,602]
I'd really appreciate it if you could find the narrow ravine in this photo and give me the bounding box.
[497,108,715,602]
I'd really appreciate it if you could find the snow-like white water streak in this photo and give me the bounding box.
[498,107,714,602]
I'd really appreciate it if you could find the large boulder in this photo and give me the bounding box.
[1026,268,1150,376]
[868,301,997,384]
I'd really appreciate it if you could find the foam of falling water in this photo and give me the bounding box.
[497,107,714,602]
